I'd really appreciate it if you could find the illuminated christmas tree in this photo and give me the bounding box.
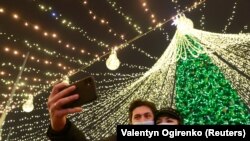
[175,35,250,124]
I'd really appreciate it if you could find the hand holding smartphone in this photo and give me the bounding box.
[62,76,97,109]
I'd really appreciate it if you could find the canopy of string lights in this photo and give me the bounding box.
[0,0,249,141]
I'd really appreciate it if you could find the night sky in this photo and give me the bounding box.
[0,0,250,140]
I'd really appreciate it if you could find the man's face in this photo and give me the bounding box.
[131,106,154,124]
[156,116,179,125]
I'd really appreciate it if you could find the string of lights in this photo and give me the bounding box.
[0,31,171,97]
[1,5,159,64]
[35,2,111,49]
[81,0,126,41]
[0,7,102,59]
[120,63,150,70]
[0,2,173,86]
[171,0,181,13]
[106,0,143,34]
[199,2,206,30]
[240,25,249,33]
[130,44,158,60]
[222,0,238,33]
[2,46,72,71]
[140,0,158,26]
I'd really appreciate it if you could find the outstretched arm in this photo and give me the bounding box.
[46,82,87,141]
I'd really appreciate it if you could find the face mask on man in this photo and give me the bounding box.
[157,122,177,125]
[133,120,154,125]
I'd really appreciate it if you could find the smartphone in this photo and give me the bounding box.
[62,76,97,108]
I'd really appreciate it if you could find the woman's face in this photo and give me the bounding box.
[156,116,179,125]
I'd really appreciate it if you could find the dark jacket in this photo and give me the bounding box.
[47,119,116,141]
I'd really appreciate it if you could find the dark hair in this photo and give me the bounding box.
[154,107,182,125]
[128,99,157,123]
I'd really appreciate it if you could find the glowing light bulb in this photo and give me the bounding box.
[121,35,124,39]
[52,33,57,38]
[34,25,39,30]
[24,22,29,26]
[22,95,34,112]
[13,14,19,19]
[0,71,5,75]
[5,47,9,52]
[106,48,120,70]
[0,8,4,13]
[13,50,18,55]
[101,19,105,24]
